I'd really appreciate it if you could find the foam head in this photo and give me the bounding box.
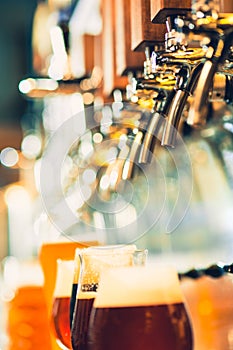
[94,263,184,308]
[53,259,74,297]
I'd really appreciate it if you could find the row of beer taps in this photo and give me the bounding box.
[19,0,233,231]
[113,0,233,184]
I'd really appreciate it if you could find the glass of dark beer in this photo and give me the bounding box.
[51,259,74,350]
[87,264,193,350]
[70,248,82,329]
[71,245,147,350]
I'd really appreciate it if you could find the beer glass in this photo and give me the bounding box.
[88,264,193,350]
[4,259,52,350]
[70,248,82,329]
[51,259,74,350]
[181,273,233,350]
[71,245,147,350]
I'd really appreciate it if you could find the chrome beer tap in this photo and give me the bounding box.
[186,0,233,127]
[161,60,204,147]
[138,12,206,154]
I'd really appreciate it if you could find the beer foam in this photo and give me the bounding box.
[76,290,97,300]
[94,264,184,308]
[53,260,74,297]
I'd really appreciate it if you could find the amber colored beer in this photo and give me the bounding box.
[51,259,75,350]
[38,239,98,350]
[87,265,193,350]
[88,303,192,350]
[7,285,52,350]
[181,275,233,350]
[51,297,72,350]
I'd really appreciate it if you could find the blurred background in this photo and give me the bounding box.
[0,0,38,260]
[0,1,233,349]
[0,0,233,265]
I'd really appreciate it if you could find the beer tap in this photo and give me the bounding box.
[120,14,192,169]
[152,0,233,148]
[137,11,205,154]
[161,60,204,147]
[186,0,233,127]
[186,29,225,127]
[157,10,209,148]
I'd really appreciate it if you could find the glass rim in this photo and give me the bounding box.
[75,245,147,256]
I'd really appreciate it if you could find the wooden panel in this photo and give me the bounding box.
[114,0,145,75]
[220,0,233,13]
[150,0,191,24]
[84,35,95,76]
[100,0,128,97]
[94,33,103,69]
[130,0,166,51]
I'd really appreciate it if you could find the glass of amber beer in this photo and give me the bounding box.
[51,259,74,350]
[71,245,147,350]
[87,264,193,350]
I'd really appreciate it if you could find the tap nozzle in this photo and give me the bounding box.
[138,113,165,163]
[161,62,203,147]
[122,132,144,180]
[187,28,233,127]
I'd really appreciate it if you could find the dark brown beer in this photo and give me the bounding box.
[51,296,72,350]
[87,265,194,350]
[71,294,95,350]
[88,302,193,350]
[70,282,78,328]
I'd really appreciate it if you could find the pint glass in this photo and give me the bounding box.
[51,259,74,350]
[71,245,147,350]
[88,264,193,350]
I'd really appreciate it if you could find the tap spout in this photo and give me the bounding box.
[138,113,165,163]
[122,132,144,180]
[161,61,204,147]
[187,28,233,127]
[187,32,224,127]
[137,89,173,164]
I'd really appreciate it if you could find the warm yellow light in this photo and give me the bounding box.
[83,92,94,105]
[82,168,96,184]
[93,133,103,144]
[18,78,35,94]
[0,147,19,167]
[21,134,42,159]
[100,174,110,191]
[4,185,30,207]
